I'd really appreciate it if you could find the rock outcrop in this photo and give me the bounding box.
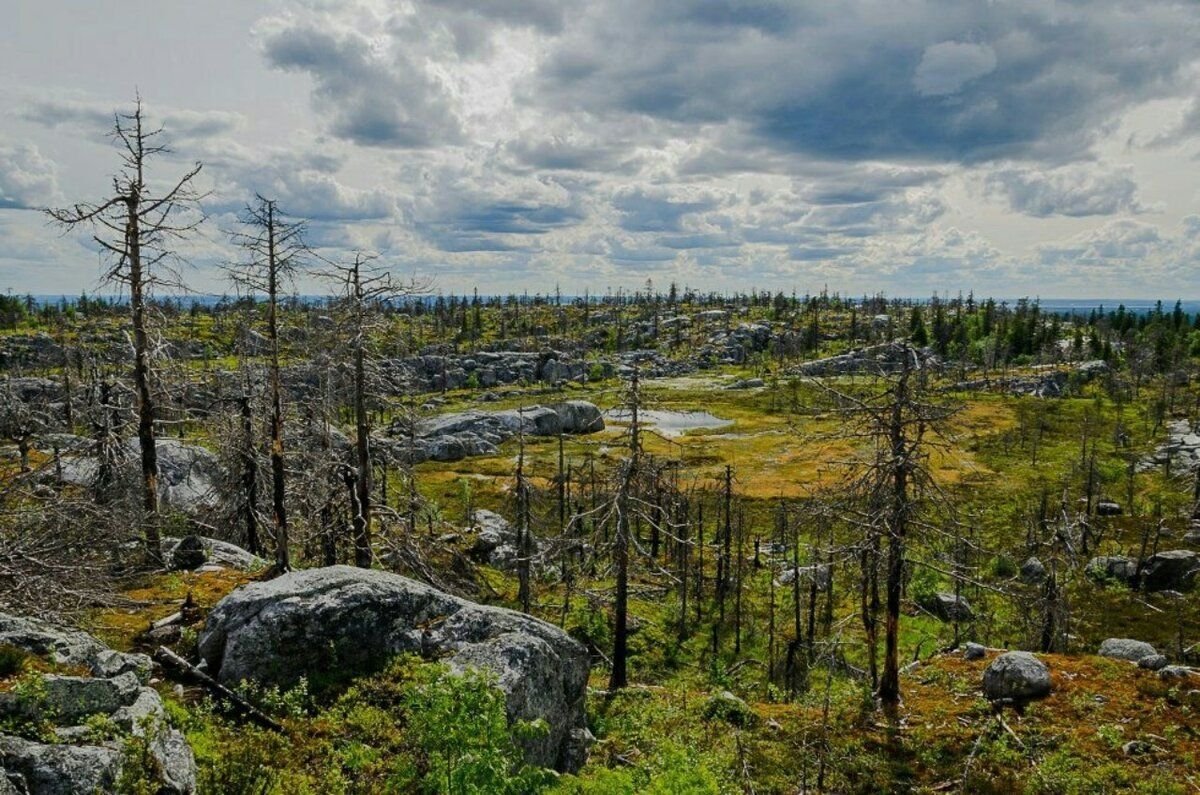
[0,613,195,794]
[1140,550,1199,592]
[793,343,930,377]
[1098,638,1159,663]
[468,509,539,572]
[921,592,974,622]
[384,401,604,464]
[45,437,222,515]
[161,535,266,572]
[1086,555,1138,586]
[198,566,590,772]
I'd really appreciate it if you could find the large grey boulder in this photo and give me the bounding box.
[47,437,221,515]
[983,651,1051,703]
[1098,638,1159,663]
[198,566,590,772]
[394,402,604,465]
[921,592,974,622]
[169,535,208,571]
[1140,550,1200,592]
[550,401,605,434]
[777,564,830,589]
[38,672,141,724]
[0,736,119,795]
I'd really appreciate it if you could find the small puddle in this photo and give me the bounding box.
[604,408,733,437]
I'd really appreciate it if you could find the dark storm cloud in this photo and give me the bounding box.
[612,187,720,233]
[411,176,586,253]
[532,0,1200,163]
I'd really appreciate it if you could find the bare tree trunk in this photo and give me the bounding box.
[352,328,373,568]
[260,206,291,571]
[239,388,261,556]
[879,360,911,709]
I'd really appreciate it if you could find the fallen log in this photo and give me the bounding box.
[153,645,284,732]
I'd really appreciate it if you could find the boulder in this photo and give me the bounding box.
[1140,550,1199,592]
[1086,555,1138,585]
[198,566,590,772]
[0,736,119,795]
[49,438,221,515]
[1095,501,1122,517]
[550,402,605,434]
[1098,638,1158,663]
[1159,665,1193,681]
[1138,654,1169,671]
[468,510,538,572]
[983,651,1051,703]
[777,564,830,589]
[38,672,140,724]
[169,535,208,571]
[396,402,604,465]
[921,592,974,622]
[161,536,265,572]
[963,642,986,661]
[1019,557,1047,584]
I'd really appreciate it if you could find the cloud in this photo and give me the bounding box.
[612,187,721,233]
[256,15,464,148]
[984,163,1146,217]
[408,165,586,253]
[21,97,243,142]
[914,41,997,97]
[0,144,60,209]
[532,1,1200,163]
[1038,219,1164,268]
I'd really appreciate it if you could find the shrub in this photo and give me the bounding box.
[0,644,28,677]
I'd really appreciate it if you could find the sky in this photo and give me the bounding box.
[2,0,1200,299]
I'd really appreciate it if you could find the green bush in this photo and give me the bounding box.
[0,644,29,677]
[990,555,1018,579]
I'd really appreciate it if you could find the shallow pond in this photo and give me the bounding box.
[603,408,733,437]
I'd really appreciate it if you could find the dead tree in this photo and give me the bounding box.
[807,345,958,710]
[325,254,426,568]
[609,368,642,690]
[47,96,203,565]
[515,416,533,613]
[227,196,311,571]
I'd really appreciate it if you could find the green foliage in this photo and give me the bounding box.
[0,671,56,742]
[114,718,168,795]
[907,565,942,609]
[566,601,611,656]
[553,743,718,795]
[186,656,556,794]
[236,676,313,719]
[701,691,757,728]
[989,555,1018,579]
[0,643,29,677]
